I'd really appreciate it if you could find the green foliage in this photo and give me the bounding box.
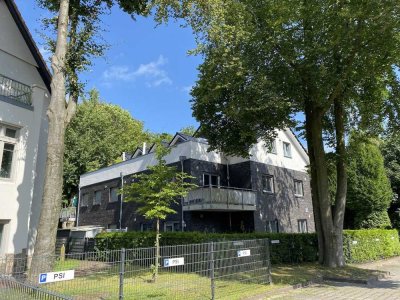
[95,231,318,264]
[95,229,400,264]
[347,134,393,229]
[381,132,400,228]
[63,90,147,198]
[179,126,197,136]
[343,229,400,263]
[123,140,197,221]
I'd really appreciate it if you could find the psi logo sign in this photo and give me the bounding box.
[39,270,75,284]
[237,249,251,257]
[164,257,184,267]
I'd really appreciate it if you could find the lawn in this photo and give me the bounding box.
[16,260,385,300]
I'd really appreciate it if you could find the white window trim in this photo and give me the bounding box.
[109,187,119,202]
[283,142,292,158]
[298,219,308,233]
[262,175,275,194]
[203,173,220,188]
[294,180,304,197]
[0,124,19,181]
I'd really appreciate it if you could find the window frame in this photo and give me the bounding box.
[283,142,292,158]
[109,187,119,203]
[262,175,275,194]
[94,190,102,205]
[298,219,308,233]
[266,219,279,233]
[0,124,19,180]
[294,180,304,197]
[80,193,89,207]
[164,221,180,232]
[267,139,277,154]
[203,173,220,188]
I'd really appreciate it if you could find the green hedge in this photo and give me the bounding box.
[95,229,400,264]
[343,229,400,263]
[95,231,318,264]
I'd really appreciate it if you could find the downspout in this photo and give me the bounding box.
[119,172,124,230]
[76,184,81,227]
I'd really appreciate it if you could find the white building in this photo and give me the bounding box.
[0,0,51,256]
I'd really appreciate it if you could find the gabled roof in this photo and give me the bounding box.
[4,0,52,91]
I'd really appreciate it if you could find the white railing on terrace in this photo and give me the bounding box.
[0,74,32,106]
[184,186,256,210]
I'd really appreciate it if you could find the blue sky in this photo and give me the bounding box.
[16,1,202,134]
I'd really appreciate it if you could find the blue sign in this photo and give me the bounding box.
[39,274,47,283]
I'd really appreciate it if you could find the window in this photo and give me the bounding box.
[94,191,102,205]
[267,139,277,154]
[294,180,304,197]
[81,193,89,207]
[298,219,308,233]
[164,221,180,232]
[283,142,292,158]
[203,174,220,187]
[0,125,18,179]
[262,175,274,193]
[108,224,118,229]
[266,220,279,233]
[141,223,152,232]
[109,187,119,202]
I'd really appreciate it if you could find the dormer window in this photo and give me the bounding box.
[283,142,292,158]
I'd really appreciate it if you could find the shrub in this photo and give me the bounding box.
[343,229,400,263]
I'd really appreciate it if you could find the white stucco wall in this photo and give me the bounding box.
[0,0,50,256]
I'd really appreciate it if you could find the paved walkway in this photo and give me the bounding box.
[267,257,400,300]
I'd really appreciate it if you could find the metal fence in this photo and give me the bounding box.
[0,74,32,105]
[0,239,271,300]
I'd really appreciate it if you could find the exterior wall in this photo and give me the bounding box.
[0,0,50,255]
[250,162,315,233]
[78,157,315,234]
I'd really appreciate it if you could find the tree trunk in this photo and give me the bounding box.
[153,218,160,282]
[333,98,347,267]
[30,0,70,280]
[304,101,324,264]
[305,101,337,267]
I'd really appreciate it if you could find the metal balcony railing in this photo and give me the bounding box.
[60,207,77,221]
[0,74,32,106]
[183,186,257,211]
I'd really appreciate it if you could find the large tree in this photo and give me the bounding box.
[32,0,147,273]
[156,0,400,267]
[63,89,147,199]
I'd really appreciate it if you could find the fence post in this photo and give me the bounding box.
[266,239,273,284]
[119,248,125,300]
[210,242,215,300]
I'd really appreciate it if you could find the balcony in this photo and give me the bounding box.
[183,187,257,211]
[0,74,32,106]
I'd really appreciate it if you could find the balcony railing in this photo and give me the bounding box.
[60,207,76,222]
[0,74,32,106]
[183,186,257,211]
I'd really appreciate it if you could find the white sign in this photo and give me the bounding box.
[237,249,251,257]
[164,257,184,267]
[271,240,280,244]
[39,270,75,284]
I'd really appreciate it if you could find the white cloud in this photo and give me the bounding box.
[181,85,193,93]
[102,55,172,87]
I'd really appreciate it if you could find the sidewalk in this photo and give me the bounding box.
[266,257,400,300]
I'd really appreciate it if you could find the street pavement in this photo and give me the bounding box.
[266,257,400,300]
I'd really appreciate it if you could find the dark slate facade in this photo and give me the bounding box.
[78,157,314,233]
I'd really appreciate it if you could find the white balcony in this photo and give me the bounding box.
[183,187,257,211]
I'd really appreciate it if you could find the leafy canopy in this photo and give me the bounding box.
[63,90,147,198]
